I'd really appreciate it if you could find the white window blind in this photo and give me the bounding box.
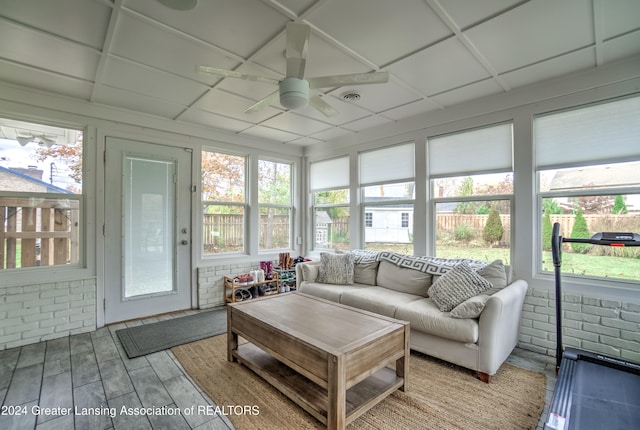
[310,156,349,190]
[535,96,640,169]
[359,142,415,184]
[428,123,513,177]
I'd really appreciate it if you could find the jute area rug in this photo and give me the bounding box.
[172,335,545,430]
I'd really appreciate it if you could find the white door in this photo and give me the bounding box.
[104,137,192,323]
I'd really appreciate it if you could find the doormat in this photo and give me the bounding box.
[117,308,227,358]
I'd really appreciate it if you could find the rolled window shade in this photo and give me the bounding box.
[310,156,349,190]
[428,123,513,177]
[360,142,414,184]
[535,96,640,169]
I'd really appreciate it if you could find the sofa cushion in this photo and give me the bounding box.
[450,294,490,319]
[317,252,354,285]
[376,260,432,296]
[354,261,379,285]
[429,262,493,312]
[299,282,370,302]
[395,298,479,343]
[339,287,423,318]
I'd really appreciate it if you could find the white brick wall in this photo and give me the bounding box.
[0,278,96,350]
[518,287,640,363]
[197,260,277,309]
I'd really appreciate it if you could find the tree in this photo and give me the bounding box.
[455,177,477,214]
[612,195,628,214]
[570,209,591,254]
[483,208,504,246]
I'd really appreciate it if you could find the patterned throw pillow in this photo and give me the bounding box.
[429,262,493,312]
[317,252,355,285]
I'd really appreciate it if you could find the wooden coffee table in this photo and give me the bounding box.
[227,293,409,430]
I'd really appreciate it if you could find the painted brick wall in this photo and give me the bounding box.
[518,287,640,363]
[0,278,97,350]
[198,261,277,309]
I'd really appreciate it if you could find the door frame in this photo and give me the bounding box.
[96,130,197,327]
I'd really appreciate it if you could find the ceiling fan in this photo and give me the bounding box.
[197,22,389,117]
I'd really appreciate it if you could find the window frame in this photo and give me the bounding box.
[257,158,294,252]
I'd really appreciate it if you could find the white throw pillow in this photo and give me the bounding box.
[450,294,491,319]
[317,252,355,285]
[429,262,493,312]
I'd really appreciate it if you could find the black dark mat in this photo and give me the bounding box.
[116,308,227,358]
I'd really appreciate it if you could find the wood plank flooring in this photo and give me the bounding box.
[0,308,557,430]
[0,310,233,430]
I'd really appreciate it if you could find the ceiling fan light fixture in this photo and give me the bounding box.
[279,77,309,110]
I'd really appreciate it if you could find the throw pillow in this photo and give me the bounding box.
[376,260,432,296]
[429,262,493,312]
[450,294,491,319]
[354,260,379,285]
[477,259,507,294]
[317,252,355,285]
[301,263,319,282]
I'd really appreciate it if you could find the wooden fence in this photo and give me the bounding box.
[203,213,291,249]
[1,197,79,269]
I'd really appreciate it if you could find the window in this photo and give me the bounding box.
[429,123,513,263]
[258,159,292,251]
[365,212,373,228]
[201,150,246,254]
[310,157,350,251]
[0,118,83,270]
[360,143,415,254]
[535,96,640,282]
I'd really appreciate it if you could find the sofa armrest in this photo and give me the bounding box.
[295,261,321,288]
[477,280,528,376]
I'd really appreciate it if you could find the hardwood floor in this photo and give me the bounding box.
[0,309,556,430]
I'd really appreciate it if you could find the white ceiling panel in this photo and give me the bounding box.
[240,125,301,143]
[380,100,441,121]
[192,89,283,123]
[1,0,639,147]
[261,112,332,136]
[101,57,208,106]
[111,11,239,85]
[501,48,596,89]
[94,85,185,119]
[0,20,100,80]
[388,37,491,95]
[436,0,523,30]
[601,31,640,64]
[179,109,253,133]
[123,0,289,58]
[0,60,93,100]
[307,0,452,66]
[430,78,504,107]
[0,0,112,49]
[600,0,640,39]
[465,0,595,73]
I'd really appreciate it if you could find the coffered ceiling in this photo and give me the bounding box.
[1,0,639,146]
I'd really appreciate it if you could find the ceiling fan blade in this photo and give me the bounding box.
[285,22,310,78]
[308,71,389,89]
[197,66,280,85]
[244,90,280,113]
[309,95,338,117]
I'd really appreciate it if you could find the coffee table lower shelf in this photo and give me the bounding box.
[234,342,404,426]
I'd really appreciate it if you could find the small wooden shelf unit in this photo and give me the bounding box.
[224,272,279,304]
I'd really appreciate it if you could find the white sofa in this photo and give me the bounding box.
[295,251,528,382]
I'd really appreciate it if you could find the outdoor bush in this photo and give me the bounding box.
[454,223,475,242]
[483,208,504,246]
[570,209,592,254]
[542,210,553,251]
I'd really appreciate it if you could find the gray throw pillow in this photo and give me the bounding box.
[450,294,491,319]
[354,260,379,285]
[477,259,507,295]
[429,262,493,312]
[317,252,355,285]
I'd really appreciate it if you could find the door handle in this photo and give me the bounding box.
[181,240,189,245]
